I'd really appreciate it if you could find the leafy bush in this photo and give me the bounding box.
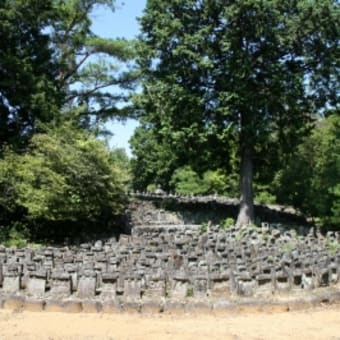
[146,183,157,193]
[0,222,29,248]
[170,166,238,196]
[254,184,277,204]
[222,218,235,230]
[274,114,340,228]
[0,124,129,241]
[170,166,205,195]
[201,169,228,194]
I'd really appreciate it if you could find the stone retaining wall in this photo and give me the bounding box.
[0,223,339,309]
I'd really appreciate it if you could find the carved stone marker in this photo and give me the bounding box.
[27,270,47,295]
[50,272,71,296]
[77,273,96,298]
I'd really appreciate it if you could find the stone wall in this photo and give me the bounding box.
[0,223,339,310]
[0,194,339,312]
[128,193,309,227]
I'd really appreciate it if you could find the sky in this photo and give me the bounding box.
[90,0,147,156]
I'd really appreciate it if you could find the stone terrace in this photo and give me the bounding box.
[0,195,339,312]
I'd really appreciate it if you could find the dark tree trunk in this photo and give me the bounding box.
[236,145,255,226]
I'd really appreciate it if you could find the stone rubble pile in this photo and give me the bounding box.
[0,223,339,305]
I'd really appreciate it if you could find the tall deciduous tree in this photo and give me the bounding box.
[275,112,340,228]
[134,0,339,225]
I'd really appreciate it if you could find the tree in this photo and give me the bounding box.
[275,113,340,228]
[0,0,59,149]
[134,0,339,225]
[0,123,129,240]
[50,0,137,127]
[0,0,136,150]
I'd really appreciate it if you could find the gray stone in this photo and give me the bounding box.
[124,278,142,298]
[0,263,2,286]
[2,276,20,293]
[78,276,96,298]
[50,273,72,296]
[27,277,46,295]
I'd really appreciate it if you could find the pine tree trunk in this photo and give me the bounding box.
[236,145,255,226]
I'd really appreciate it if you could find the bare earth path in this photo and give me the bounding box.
[0,305,340,340]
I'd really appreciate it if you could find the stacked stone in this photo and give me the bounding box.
[0,225,339,304]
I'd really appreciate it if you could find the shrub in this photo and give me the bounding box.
[0,124,129,240]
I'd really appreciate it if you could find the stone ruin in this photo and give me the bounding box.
[0,195,339,313]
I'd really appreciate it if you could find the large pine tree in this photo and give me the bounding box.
[0,0,136,149]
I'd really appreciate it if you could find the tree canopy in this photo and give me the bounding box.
[132,0,339,225]
[0,0,59,149]
[0,0,136,151]
[275,112,340,227]
[0,0,135,242]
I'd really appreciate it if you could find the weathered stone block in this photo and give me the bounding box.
[82,300,103,313]
[0,263,3,287]
[50,272,72,296]
[209,273,231,297]
[3,296,24,310]
[102,300,122,313]
[144,274,166,298]
[122,300,142,313]
[192,275,208,297]
[301,271,314,289]
[63,300,83,313]
[275,273,290,291]
[2,275,20,293]
[94,262,107,273]
[236,277,257,296]
[163,301,186,314]
[100,272,118,298]
[77,275,96,298]
[256,274,274,292]
[170,280,189,299]
[141,300,163,314]
[124,278,142,298]
[27,277,46,295]
[23,299,45,312]
[329,264,339,284]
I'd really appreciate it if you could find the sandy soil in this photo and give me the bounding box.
[0,305,340,340]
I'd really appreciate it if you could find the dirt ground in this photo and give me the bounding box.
[0,305,340,340]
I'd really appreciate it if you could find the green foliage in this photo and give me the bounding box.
[186,288,194,298]
[201,170,228,195]
[199,222,208,235]
[0,0,136,150]
[282,243,294,254]
[0,0,59,149]
[275,114,340,228]
[50,0,137,125]
[0,222,29,248]
[170,166,205,195]
[254,184,277,205]
[134,0,339,225]
[130,123,177,191]
[169,166,238,197]
[0,124,128,240]
[222,218,235,230]
[328,241,340,255]
[146,184,157,193]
